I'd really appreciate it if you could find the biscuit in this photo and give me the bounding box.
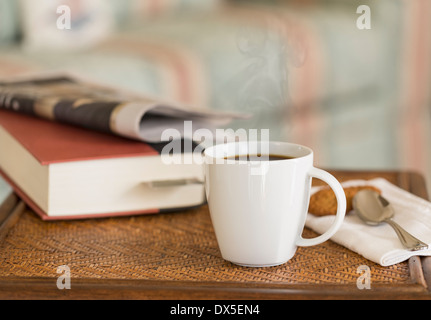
[309,185,381,216]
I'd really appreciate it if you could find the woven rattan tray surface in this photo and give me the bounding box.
[0,170,430,299]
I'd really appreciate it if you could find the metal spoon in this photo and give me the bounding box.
[352,189,428,251]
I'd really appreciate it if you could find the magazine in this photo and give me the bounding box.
[0,73,244,143]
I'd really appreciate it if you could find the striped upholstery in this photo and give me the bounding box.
[0,0,18,44]
[0,0,430,191]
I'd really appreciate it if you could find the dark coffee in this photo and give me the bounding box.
[224,154,295,161]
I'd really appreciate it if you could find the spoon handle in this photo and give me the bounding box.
[385,219,429,251]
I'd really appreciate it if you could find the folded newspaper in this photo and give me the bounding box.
[0,73,244,142]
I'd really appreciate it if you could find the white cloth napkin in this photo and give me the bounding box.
[306,178,431,266]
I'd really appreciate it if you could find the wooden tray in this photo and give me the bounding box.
[0,170,430,299]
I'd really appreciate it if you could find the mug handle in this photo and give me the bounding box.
[296,167,346,247]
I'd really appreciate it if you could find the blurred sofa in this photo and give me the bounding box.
[1,0,430,190]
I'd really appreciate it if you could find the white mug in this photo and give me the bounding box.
[204,141,346,267]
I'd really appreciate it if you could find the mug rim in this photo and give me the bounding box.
[204,141,313,162]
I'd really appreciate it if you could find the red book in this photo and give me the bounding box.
[0,110,204,220]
